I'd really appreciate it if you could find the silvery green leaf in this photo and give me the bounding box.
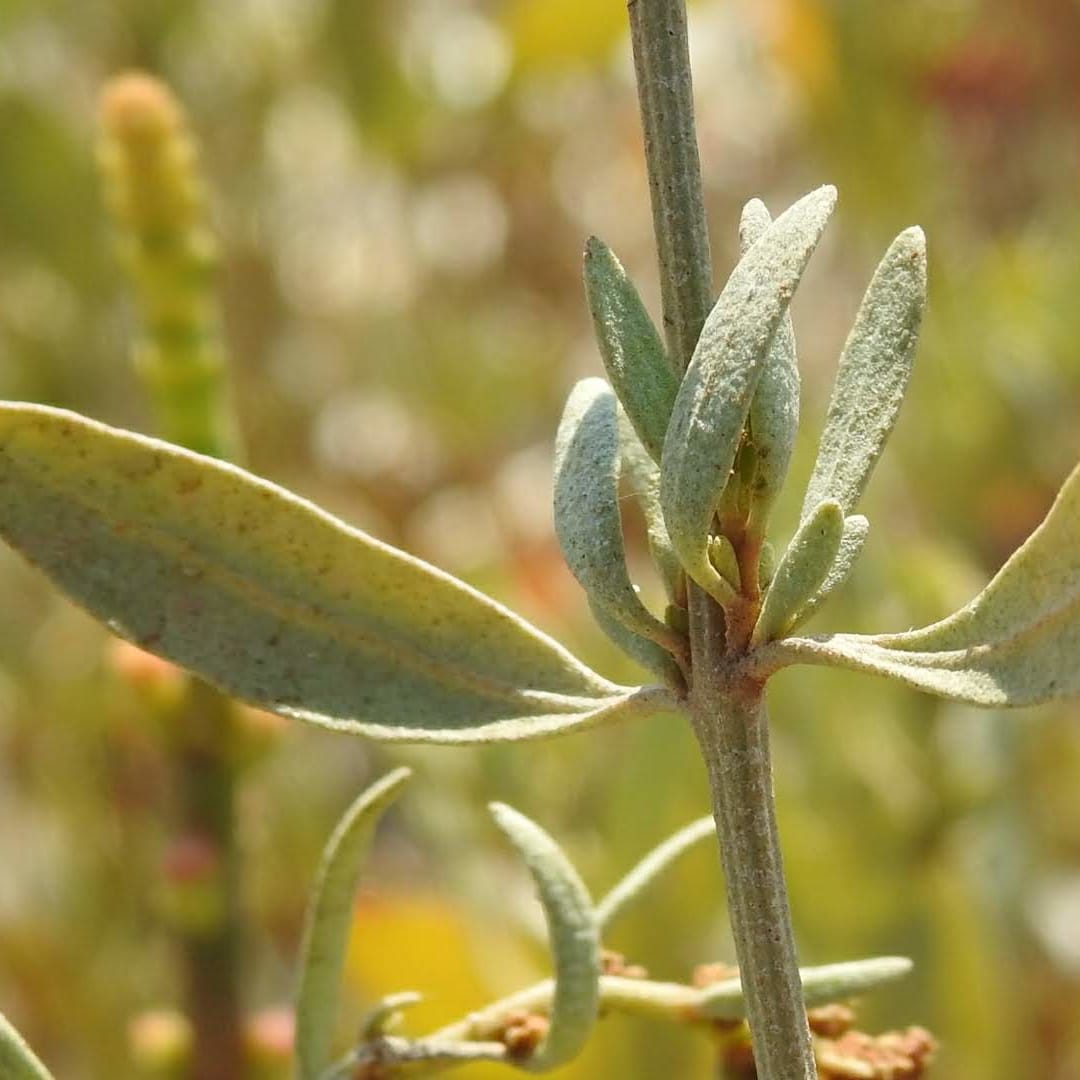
[554,379,682,653]
[786,514,869,632]
[588,596,684,688]
[661,186,836,603]
[617,409,682,602]
[752,501,844,645]
[739,199,800,536]
[490,804,600,1071]
[0,404,677,743]
[696,957,913,1022]
[295,768,411,1080]
[595,816,714,932]
[801,227,926,520]
[584,237,678,462]
[0,1014,53,1080]
[761,462,1080,705]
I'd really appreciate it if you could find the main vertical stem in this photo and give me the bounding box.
[626,2,815,1077]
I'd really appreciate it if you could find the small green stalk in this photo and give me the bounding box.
[627,2,815,1077]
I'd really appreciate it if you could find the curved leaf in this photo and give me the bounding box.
[0,404,677,742]
[617,409,682,602]
[295,768,412,1080]
[787,514,869,632]
[588,596,684,688]
[696,956,914,1022]
[0,1013,54,1080]
[801,227,926,520]
[583,237,677,462]
[554,380,681,652]
[490,804,600,1071]
[760,461,1080,706]
[595,816,714,932]
[739,199,800,536]
[751,501,844,645]
[660,186,836,603]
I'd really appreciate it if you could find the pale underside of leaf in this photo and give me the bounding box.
[584,237,678,463]
[739,199,800,535]
[295,768,412,1080]
[0,1014,54,1080]
[617,408,683,603]
[759,461,1080,706]
[752,500,844,645]
[801,227,926,521]
[490,803,600,1072]
[0,404,677,743]
[660,186,836,604]
[554,379,681,653]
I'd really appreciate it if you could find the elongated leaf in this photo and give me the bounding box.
[787,514,869,631]
[295,768,411,1080]
[490,804,600,1071]
[739,199,800,535]
[0,404,677,742]
[752,501,844,645]
[588,596,684,688]
[696,957,913,1022]
[554,380,681,652]
[661,186,836,603]
[0,1013,54,1080]
[617,409,682,602]
[760,462,1080,705]
[801,227,926,520]
[584,237,677,463]
[595,816,714,931]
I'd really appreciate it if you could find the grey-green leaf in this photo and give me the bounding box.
[660,186,836,602]
[584,237,678,462]
[616,408,682,602]
[554,380,682,653]
[595,816,714,932]
[752,501,844,645]
[787,514,869,632]
[295,768,412,1080]
[588,596,684,688]
[762,461,1080,705]
[0,1013,55,1080]
[490,803,600,1071]
[801,227,926,520]
[0,404,676,743]
[739,199,800,536]
[696,957,913,1022]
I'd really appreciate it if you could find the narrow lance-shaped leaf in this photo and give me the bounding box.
[738,199,800,537]
[0,404,678,743]
[0,1012,55,1080]
[759,461,1080,706]
[595,816,715,932]
[751,501,844,646]
[801,227,926,520]
[490,804,600,1072]
[584,237,678,463]
[786,514,869,633]
[617,408,682,602]
[554,379,683,654]
[695,957,913,1022]
[661,186,837,604]
[295,768,412,1080]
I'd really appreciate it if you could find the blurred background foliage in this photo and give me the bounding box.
[1,0,1079,1076]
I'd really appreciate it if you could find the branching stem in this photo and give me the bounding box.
[627,2,816,1076]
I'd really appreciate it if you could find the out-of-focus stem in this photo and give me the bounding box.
[626,3,816,1077]
[99,73,245,1080]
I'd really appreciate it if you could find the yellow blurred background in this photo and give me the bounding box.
[1,0,1079,1076]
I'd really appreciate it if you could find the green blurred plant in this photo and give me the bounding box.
[4,2,1080,1078]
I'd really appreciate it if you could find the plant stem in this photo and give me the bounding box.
[627,2,816,1077]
